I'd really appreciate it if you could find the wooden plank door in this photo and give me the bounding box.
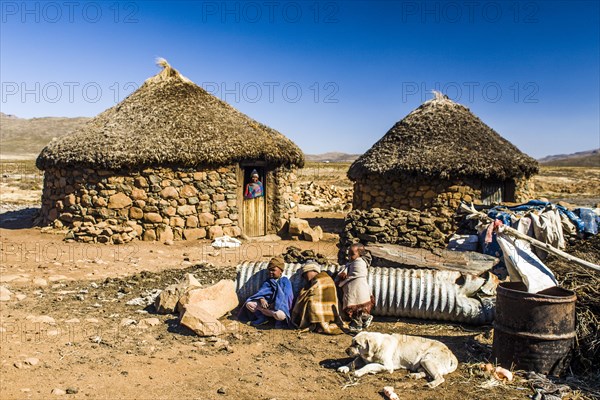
[243,196,265,236]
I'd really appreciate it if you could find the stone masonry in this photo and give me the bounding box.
[40,166,244,244]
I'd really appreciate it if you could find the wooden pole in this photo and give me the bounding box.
[460,203,600,272]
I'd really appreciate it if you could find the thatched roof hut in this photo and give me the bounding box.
[348,92,538,181]
[37,59,304,243]
[349,92,539,218]
[37,59,304,171]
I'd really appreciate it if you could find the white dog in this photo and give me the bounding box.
[337,332,458,388]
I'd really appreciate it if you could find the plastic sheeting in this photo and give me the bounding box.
[496,233,558,293]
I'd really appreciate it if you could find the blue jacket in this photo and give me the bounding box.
[242,277,294,327]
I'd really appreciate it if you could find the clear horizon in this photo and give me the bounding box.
[1,1,599,159]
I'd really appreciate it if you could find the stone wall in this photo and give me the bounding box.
[339,208,452,254]
[295,182,353,212]
[40,166,247,244]
[514,177,535,203]
[353,174,535,214]
[352,175,481,218]
[268,167,299,233]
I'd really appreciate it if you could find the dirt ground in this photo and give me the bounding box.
[2,219,598,400]
[1,162,599,399]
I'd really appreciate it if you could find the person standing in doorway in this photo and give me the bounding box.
[244,169,263,199]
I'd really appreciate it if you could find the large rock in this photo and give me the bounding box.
[198,212,215,226]
[177,205,196,216]
[303,225,323,242]
[160,186,179,199]
[180,185,198,198]
[108,193,132,209]
[154,274,202,314]
[208,225,223,239]
[157,225,174,243]
[183,228,206,241]
[144,212,163,223]
[288,218,310,236]
[130,188,148,200]
[176,280,238,317]
[179,304,226,337]
[129,207,143,219]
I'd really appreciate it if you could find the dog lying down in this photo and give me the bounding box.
[337,332,458,388]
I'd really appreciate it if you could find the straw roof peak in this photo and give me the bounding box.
[144,57,192,84]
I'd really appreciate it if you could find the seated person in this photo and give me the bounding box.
[244,170,263,199]
[292,261,343,335]
[337,243,374,333]
[239,256,293,327]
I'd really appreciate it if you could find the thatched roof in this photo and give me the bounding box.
[37,59,304,171]
[348,92,539,181]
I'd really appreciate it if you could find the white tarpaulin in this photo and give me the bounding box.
[497,233,558,293]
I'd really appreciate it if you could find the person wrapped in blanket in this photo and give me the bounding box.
[336,243,375,334]
[239,256,294,327]
[244,169,263,199]
[291,261,343,335]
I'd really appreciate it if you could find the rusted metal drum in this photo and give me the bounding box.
[492,282,576,376]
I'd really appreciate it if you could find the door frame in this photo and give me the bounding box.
[238,161,268,236]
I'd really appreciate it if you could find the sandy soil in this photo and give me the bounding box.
[2,222,596,400]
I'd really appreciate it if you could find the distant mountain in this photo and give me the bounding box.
[305,152,360,163]
[0,112,89,158]
[539,149,600,167]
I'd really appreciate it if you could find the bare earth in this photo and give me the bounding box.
[1,163,598,400]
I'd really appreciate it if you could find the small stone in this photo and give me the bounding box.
[66,387,78,394]
[15,293,27,301]
[24,357,39,366]
[120,318,137,327]
[33,278,48,287]
[48,275,70,282]
[25,315,56,324]
[138,318,160,328]
[0,286,12,301]
[217,387,226,394]
[51,388,66,395]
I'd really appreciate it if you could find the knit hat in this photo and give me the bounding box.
[267,256,285,271]
[301,261,321,274]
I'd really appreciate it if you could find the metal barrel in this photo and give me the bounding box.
[492,282,576,376]
[235,262,495,325]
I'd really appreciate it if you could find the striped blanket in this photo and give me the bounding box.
[292,271,343,335]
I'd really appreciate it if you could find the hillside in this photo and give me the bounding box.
[539,148,600,167]
[0,112,89,158]
[304,152,360,163]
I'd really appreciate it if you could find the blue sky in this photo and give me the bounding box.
[1,0,599,158]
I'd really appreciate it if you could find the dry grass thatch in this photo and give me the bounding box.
[36,59,304,171]
[348,91,539,181]
[546,235,600,380]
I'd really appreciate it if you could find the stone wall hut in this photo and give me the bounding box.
[36,59,305,244]
[349,92,539,218]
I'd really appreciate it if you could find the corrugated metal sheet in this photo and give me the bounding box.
[235,262,495,325]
